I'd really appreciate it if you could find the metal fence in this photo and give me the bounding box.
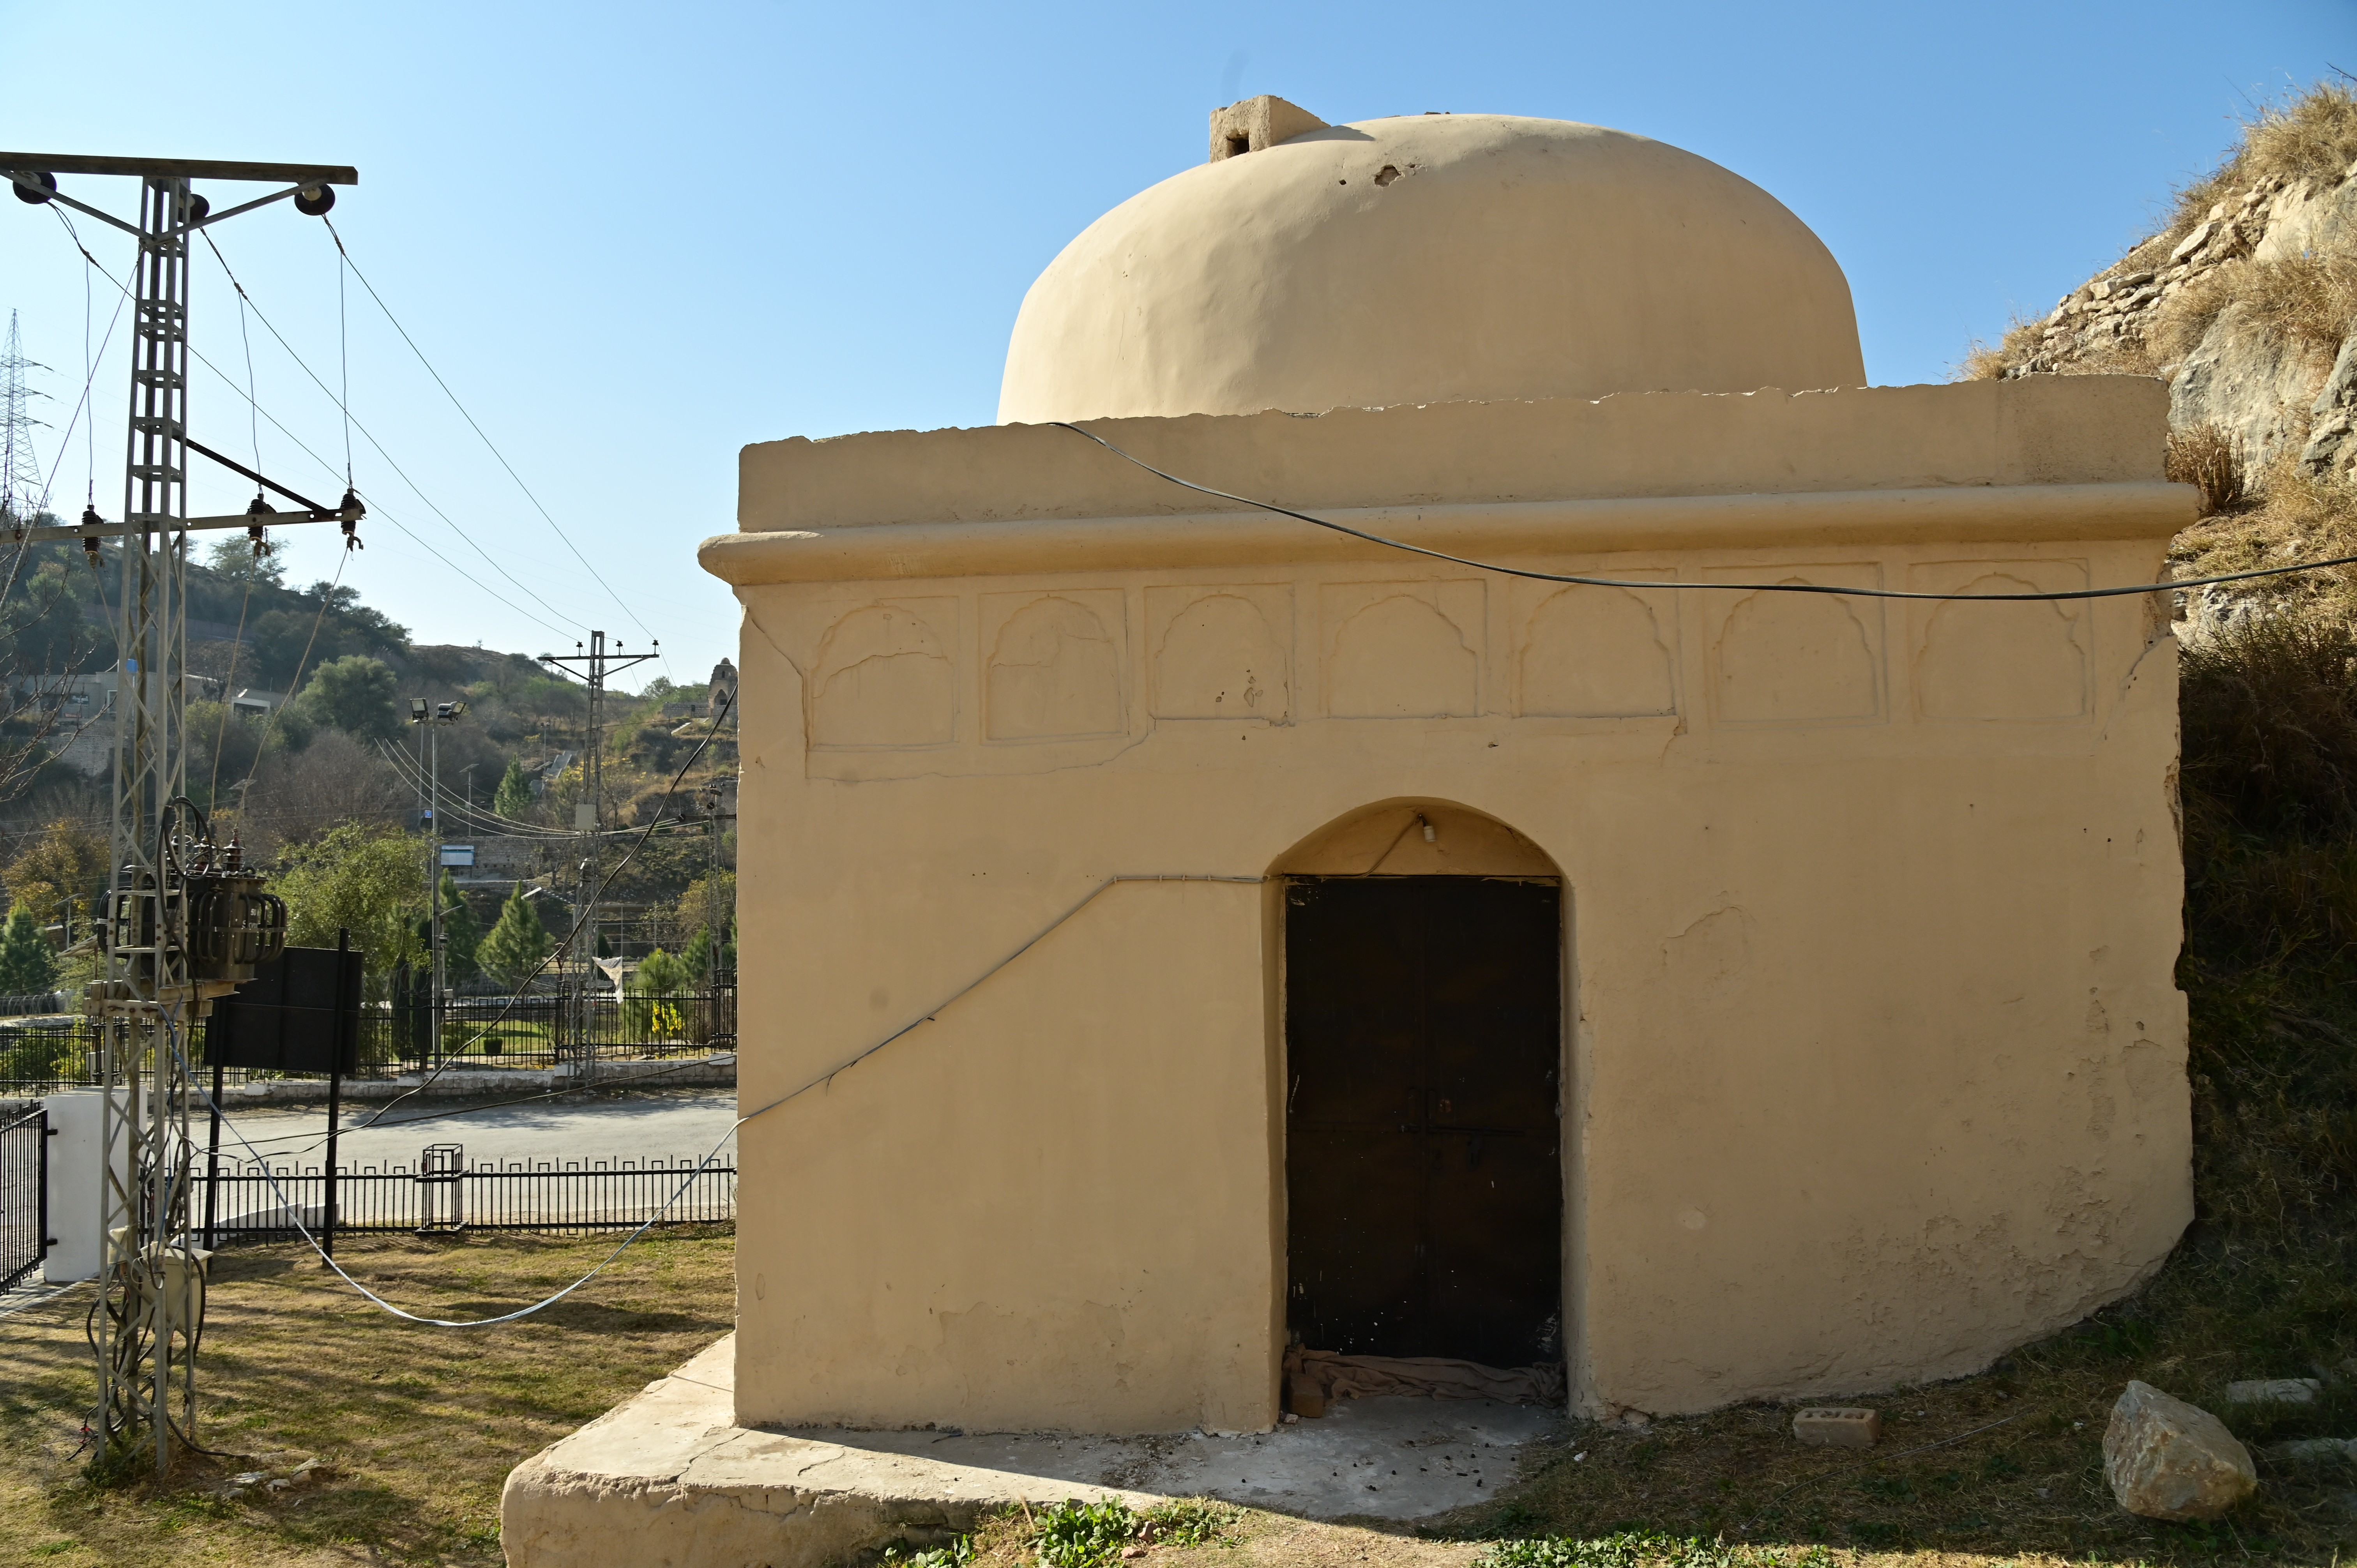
[0,982,736,1096]
[0,1103,48,1291]
[193,1151,736,1242]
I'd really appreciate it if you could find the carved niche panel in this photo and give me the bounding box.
[1517,584,1677,717]
[807,600,956,749]
[1710,570,1882,724]
[1147,585,1290,721]
[1910,565,2088,721]
[982,590,1127,741]
[1321,581,1484,718]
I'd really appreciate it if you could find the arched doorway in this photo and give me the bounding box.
[1278,803,1564,1370]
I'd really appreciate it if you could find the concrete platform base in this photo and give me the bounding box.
[500,1335,1569,1568]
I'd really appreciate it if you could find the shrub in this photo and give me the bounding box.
[1030,1499,1138,1568]
[2179,611,2357,841]
[2166,422,2248,515]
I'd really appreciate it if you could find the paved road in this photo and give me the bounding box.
[207,1088,738,1172]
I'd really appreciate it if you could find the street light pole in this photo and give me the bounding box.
[408,698,465,1067]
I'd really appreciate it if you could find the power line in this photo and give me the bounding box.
[373,739,649,840]
[51,222,586,641]
[1055,421,2357,604]
[330,684,737,1135]
[193,231,593,634]
[321,219,661,651]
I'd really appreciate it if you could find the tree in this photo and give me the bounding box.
[674,870,735,956]
[0,903,58,994]
[203,535,288,590]
[477,882,553,987]
[5,817,110,924]
[492,758,534,820]
[270,821,425,999]
[682,920,735,980]
[295,655,402,744]
[627,946,691,1039]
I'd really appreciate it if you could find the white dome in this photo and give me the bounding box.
[999,114,1865,424]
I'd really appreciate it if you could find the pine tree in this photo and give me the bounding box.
[0,902,59,995]
[438,871,481,983]
[493,759,534,820]
[476,881,552,987]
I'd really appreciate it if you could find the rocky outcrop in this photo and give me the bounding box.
[2003,158,2357,479]
[2173,298,2334,466]
[2102,1381,2258,1521]
[2302,334,2357,482]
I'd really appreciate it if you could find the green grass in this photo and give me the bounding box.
[0,1226,735,1566]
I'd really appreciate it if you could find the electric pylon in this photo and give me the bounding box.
[0,309,48,528]
[5,152,358,1476]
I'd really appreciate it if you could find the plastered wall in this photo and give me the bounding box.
[714,383,2196,1432]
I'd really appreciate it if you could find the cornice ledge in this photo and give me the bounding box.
[699,481,2198,587]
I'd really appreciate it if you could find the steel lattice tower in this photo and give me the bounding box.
[0,309,48,528]
[4,151,358,1476]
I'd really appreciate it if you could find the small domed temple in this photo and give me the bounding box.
[505,100,2196,1564]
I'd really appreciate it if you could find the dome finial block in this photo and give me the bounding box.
[1208,95,1328,163]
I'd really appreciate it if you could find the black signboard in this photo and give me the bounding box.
[205,944,364,1074]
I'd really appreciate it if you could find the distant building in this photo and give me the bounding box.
[22,669,226,777]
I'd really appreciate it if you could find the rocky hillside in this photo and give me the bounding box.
[1963,83,2357,634]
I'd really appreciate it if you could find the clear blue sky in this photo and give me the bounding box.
[3,1,2344,687]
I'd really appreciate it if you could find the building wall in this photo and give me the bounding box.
[716,384,2195,1432]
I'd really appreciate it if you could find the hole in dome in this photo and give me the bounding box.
[1373,165,1402,187]
[1226,135,1251,158]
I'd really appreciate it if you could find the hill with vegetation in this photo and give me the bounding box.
[0,531,734,1001]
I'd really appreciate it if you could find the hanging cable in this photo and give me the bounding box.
[189,870,1261,1323]
[24,210,131,544]
[336,232,352,488]
[57,223,583,641]
[194,233,590,633]
[205,580,256,811]
[232,551,346,805]
[332,686,738,1135]
[204,271,269,810]
[374,738,664,840]
[322,219,659,647]
[1054,421,2357,604]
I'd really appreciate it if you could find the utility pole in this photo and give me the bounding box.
[5,152,358,1474]
[537,632,654,1064]
[408,698,465,1067]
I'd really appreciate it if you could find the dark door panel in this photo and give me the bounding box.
[1285,875,1563,1367]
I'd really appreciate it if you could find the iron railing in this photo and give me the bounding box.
[0,1102,49,1291]
[195,1152,735,1242]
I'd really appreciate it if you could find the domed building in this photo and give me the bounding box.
[507,100,2195,1566]
[999,109,1864,423]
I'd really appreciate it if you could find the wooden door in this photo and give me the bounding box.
[1284,876,1564,1368]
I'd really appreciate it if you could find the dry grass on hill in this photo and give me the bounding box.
[2164,83,2357,261]
[1956,81,2357,385]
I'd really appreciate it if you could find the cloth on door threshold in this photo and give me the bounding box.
[1284,1345,1566,1411]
